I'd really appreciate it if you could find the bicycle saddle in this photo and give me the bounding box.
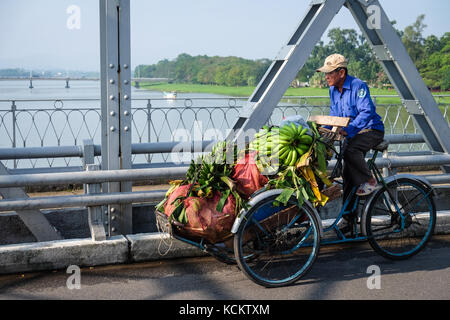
[372,140,389,152]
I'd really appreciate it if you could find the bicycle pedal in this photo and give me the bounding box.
[336,224,352,240]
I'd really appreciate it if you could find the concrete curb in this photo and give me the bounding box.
[126,233,208,263]
[1,212,449,275]
[0,236,129,274]
[434,211,450,234]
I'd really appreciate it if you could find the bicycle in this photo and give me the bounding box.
[155,131,436,288]
[231,137,436,287]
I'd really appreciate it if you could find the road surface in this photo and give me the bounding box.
[0,235,449,301]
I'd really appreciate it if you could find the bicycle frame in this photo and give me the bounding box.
[321,148,385,244]
[159,137,435,261]
[321,144,390,244]
[321,142,435,245]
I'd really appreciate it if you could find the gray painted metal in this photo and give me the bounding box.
[1,152,449,189]
[100,0,132,235]
[421,174,450,184]
[0,140,214,160]
[0,167,190,188]
[0,176,448,214]
[0,162,62,241]
[375,154,450,168]
[0,146,83,160]
[225,0,449,173]
[86,164,107,241]
[0,136,425,161]
[383,134,424,144]
[82,139,95,168]
[226,0,346,146]
[0,190,167,212]
[118,0,133,236]
[326,153,450,170]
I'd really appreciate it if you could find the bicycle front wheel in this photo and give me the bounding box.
[233,194,321,288]
[363,177,436,260]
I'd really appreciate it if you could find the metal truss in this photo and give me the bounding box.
[100,0,133,235]
[226,0,450,172]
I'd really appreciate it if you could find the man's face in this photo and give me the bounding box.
[325,68,346,87]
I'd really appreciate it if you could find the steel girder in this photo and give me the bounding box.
[226,0,450,172]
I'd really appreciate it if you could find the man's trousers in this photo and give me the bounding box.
[342,130,384,219]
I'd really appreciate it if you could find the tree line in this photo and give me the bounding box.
[135,15,449,90]
[135,54,271,87]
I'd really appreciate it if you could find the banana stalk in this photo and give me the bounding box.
[300,166,328,207]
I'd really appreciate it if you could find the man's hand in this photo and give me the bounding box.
[338,128,347,136]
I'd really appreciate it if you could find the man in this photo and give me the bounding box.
[316,54,384,230]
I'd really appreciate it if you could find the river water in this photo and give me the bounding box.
[0,79,238,103]
[1,80,422,169]
[0,80,256,168]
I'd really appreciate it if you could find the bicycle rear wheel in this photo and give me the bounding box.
[363,177,436,260]
[233,194,321,288]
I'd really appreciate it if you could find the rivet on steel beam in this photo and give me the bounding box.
[109,64,114,69]
[109,95,115,100]
[110,111,116,116]
[110,126,115,132]
[123,64,128,69]
[124,80,129,85]
[111,215,116,220]
[124,110,129,116]
[124,126,129,131]
[124,95,129,100]
[109,79,115,84]
[111,227,116,232]
[110,207,116,213]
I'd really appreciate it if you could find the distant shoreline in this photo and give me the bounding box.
[135,82,449,104]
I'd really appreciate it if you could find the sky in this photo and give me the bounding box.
[0,0,449,71]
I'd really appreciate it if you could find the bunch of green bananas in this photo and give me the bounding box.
[248,125,281,175]
[248,125,279,156]
[277,123,313,167]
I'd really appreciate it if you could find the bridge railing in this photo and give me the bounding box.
[1,95,449,242]
[0,95,449,171]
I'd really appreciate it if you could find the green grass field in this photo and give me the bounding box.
[138,82,449,104]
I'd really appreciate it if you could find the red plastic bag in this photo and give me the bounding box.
[181,191,237,243]
[232,151,268,198]
[163,185,238,243]
[163,184,191,218]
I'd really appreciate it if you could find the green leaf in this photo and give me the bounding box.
[314,140,328,173]
[155,198,167,214]
[216,189,231,212]
[301,186,309,200]
[220,176,235,191]
[171,202,185,223]
[170,195,185,206]
[307,121,320,138]
[178,206,188,224]
[296,188,304,207]
[314,167,333,187]
[275,188,295,206]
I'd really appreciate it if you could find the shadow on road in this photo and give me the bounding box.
[0,235,448,299]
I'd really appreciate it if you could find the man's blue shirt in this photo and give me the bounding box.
[329,75,384,138]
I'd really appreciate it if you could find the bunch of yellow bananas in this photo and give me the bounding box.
[277,123,313,167]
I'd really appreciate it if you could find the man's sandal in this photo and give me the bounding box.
[356,182,379,196]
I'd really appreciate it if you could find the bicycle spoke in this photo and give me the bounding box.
[365,178,435,260]
[235,195,320,287]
